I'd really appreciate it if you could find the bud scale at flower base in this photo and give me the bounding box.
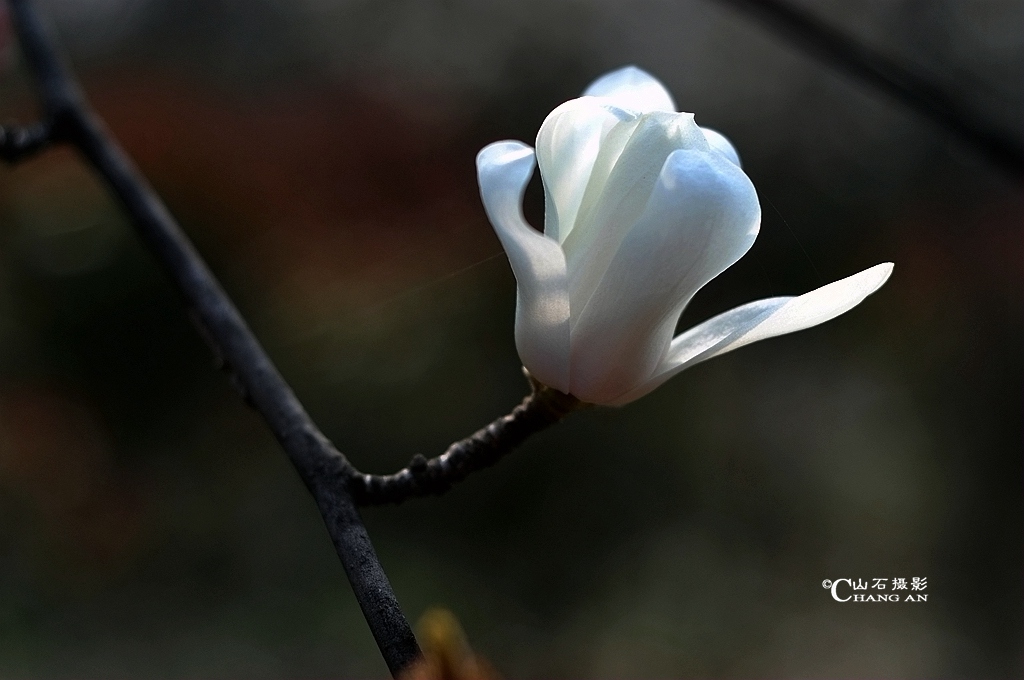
[476,66,893,406]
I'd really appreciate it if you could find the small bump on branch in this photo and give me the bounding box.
[0,119,54,162]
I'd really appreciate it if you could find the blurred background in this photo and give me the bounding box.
[0,0,1020,676]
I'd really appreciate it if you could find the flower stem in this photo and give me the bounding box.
[352,373,584,505]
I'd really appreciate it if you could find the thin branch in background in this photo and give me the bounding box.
[353,375,583,505]
[2,0,422,674]
[711,0,1024,177]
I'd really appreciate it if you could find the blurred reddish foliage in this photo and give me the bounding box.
[0,383,146,580]
[87,74,497,308]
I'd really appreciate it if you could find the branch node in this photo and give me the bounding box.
[409,454,429,476]
[0,119,54,163]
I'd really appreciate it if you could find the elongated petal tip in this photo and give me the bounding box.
[713,261,894,354]
[606,262,894,405]
[852,262,893,301]
[582,65,676,113]
[866,261,895,286]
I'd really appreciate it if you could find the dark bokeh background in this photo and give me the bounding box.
[0,0,1020,677]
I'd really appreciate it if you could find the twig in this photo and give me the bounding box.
[353,375,583,505]
[3,0,424,674]
[0,119,54,161]
[712,0,1024,177]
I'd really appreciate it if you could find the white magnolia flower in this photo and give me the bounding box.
[476,66,892,406]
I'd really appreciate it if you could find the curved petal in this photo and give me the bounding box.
[536,98,638,244]
[608,263,894,404]
[477,141,571,392]
[563,111,711,322]
[582,65,676,113]
[567,148,761,404]
[700,127,741,167]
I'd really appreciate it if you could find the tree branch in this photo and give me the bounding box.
[4,0,422,674]
[0,119,54,162]
[352,375,583,505]
[2,0,586,670]
[712,0,1024,177]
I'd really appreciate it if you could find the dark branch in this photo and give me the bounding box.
[0,119,54,162]
[712,0,1024,177]
[353,375,583,505]
[3,0,587,668]
[4,0,421,674]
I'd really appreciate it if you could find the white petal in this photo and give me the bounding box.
[476,141,572,392]
[567,148,761,404]
[583,65,677,113]
[536,98,637,244]
[563,111,711,321]
[700,127,742,167]
[608,263,894,405]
